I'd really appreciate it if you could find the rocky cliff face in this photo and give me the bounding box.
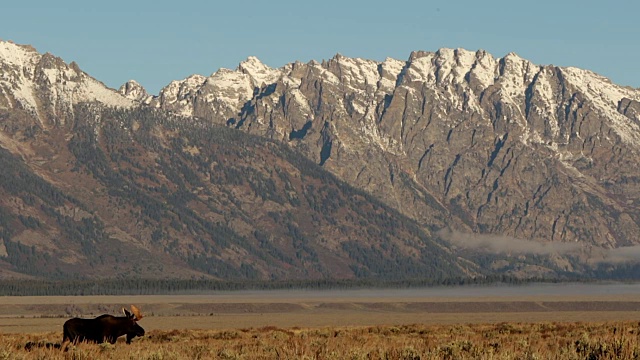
[0,41,132,130]
[141,48,640,255]
[0,41,475,281]
[2,39,640,280]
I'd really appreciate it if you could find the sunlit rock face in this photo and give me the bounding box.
[148,48,640,254]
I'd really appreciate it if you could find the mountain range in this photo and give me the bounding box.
[1,40,639,281]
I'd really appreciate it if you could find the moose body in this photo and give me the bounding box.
[62,306,144,345]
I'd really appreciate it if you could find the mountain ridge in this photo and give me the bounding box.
[1,40,640,280]
[127,46,640,247]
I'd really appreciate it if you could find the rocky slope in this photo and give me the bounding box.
[1,39,639,280]
[0,41,473,281]
[132,48,640,271]
[0,41,132,127]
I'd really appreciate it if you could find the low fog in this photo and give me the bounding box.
[438,229,640,264]
[588,246,640,264]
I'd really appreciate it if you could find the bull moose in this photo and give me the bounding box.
[62,305,145,345]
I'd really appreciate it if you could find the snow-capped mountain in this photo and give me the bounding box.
[137,48,640,258]
[0,40,471,281]
[1,39,640,280]
[0,41,133,127]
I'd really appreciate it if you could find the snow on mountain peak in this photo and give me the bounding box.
[378,58,405,92]
[435,48,478,84]
[561,66,640,145]
[0,41,39,68]
[468,50,498,89]
[237,56,281,87]
[404,48,481,86]
[0,40,133,122]
[119,80,149,102]
[328,54,381,90]
[152,74,207,116]
[139,47,640,150]
[199,68,254,109]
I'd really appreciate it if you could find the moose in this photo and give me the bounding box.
[62,305,145,345]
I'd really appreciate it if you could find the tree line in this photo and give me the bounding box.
[0,276,591,296]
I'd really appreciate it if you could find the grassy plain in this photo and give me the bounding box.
[4,321,640,359]
[2,286,640,358]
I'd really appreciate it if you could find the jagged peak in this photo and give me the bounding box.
[435,47,466,59]
[158,74,206,100]
[558,66,640,145]
[0,40,133,119]
[474,49,491,58]
[241,55,262,64]
[497,52,539,89]
[403,48,477,86]
[498,52,539,76]
[408,50,434,62]
[326,53,384,69]
[119,80,149,101]
[183,74,207,87]
[0,40,40,67]
[320,53,382,90]
[123,79,142,87]
[383,56,401,63]
[471,50,497,68]
[380,57,405,70]
[40,52,66,65]
[501,51,525,62]
[210,67,241,79]
[237,55,267,72]
[237,56,280,86]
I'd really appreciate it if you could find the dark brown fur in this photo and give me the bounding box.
[62,309,144,345]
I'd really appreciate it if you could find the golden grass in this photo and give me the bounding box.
[5,321,640,359]
[4,291,640,358]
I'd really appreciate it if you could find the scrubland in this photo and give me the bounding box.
[5,321,640,359]
[4,289,640,359]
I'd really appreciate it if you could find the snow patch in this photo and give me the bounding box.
[377,57,405,92]
[289,88,311,115]
[331,55,380,90]
[0,42,39,68]
[561,67,640,146]
[404,48,487,87]
[238,56,281,86]
[204,68,254,107]
[405,52,437,84]
[0,40,133,118]
[498,53,540,100]
[308,62,340,85]
[468,50,497,89]
[381,57,405,77]
[452,48,476,84]
[12,81,39,116]
[75,75,134,108]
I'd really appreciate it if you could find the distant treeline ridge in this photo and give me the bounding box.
[0,276,599,296]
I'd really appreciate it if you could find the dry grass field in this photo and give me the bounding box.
[4,322,640,359]
[3,285,640,359]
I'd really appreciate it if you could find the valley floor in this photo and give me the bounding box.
[4,284,640,358]
[2,283,640,333]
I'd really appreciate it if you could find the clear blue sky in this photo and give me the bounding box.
[2,0,638,95]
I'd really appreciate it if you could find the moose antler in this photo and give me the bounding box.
[130,305,143,321]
